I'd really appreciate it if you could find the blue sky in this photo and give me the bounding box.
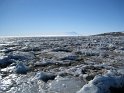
[0,0,124,36]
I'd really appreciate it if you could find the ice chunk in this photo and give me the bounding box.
[35,71,56,82]
[77,70,124,93]
[14,62,29,74]
[48,76,85,93]
[0,56,13,68]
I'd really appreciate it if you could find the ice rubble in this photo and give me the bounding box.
[1,73,47,93]
[0,51,35,68]
[77,70,124,93]
[0,34,124,93]
[61,55,78,61]
[8,51,35,61]
[0,74,17,92]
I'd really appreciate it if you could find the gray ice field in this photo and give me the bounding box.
[0,32,124,93]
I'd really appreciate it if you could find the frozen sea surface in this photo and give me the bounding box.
[0,36,124,93]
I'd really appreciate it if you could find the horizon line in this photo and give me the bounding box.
[0,35,86,38]
[0,31,123,38]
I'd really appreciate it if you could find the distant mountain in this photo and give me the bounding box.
[65,32,79,36]
[96,31,124,36]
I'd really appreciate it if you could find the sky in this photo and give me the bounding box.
[0,0,124,36]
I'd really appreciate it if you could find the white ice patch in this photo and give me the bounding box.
[1,66,15,72]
